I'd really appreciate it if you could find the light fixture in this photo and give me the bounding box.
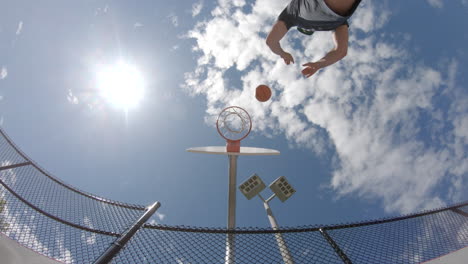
[269,176,296,202]
[239,174,266,200]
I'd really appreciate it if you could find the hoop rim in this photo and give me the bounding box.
[216,106,252,142]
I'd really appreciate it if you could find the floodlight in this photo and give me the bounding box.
[239,174,266,200]
[269,176,296,202]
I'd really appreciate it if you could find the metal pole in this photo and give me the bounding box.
[94,202,161,264]
[225,154,238,264]
[319,228,352,264]
[259,195,294,264]
[227,155,237,229]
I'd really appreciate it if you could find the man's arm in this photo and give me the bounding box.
[266,21,294,65]
[302,24,349,78]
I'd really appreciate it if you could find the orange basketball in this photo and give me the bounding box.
[255,84,272,102]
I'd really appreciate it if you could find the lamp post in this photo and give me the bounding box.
[239,174,295,264]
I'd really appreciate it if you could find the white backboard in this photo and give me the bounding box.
[187,146,280,156]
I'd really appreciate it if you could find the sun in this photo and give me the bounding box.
[96,61,145,110]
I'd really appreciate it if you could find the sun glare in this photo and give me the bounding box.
[96,61,145,110]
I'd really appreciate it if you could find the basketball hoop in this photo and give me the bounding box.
[216,106,252,152]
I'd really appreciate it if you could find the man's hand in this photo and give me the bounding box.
[300,25,349,78]
[281,52,294,65]
[302,62,321,78]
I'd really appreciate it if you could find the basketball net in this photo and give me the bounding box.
[216,106,252,153]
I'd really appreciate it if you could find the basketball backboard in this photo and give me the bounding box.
[186,146,280,156]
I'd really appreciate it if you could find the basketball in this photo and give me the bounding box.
[255,84,272,102]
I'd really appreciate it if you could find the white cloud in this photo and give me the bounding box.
[192,1,204,17]
[67,89,79,104]
[134,22,143,28]
[1,66,7,79]
[15,21,23,35]
[427,0,444,8]
[351,1,390,32]
[94,5,109,16]
[156,212,166,221]
[168,13,179,27]
[454,115,468,145]
[184,0,468,214]
[427,0,468,8]
[147,211,166,225]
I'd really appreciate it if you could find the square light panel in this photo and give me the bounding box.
[239,174,266,200]
[269,176,296,202]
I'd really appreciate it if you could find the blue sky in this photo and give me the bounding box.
[0,0,467,230]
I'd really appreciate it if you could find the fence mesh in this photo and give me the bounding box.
[0,184,116,263]
[113,227,347,264]
[327,209,468,263]
[0,131,27,165]
[0,127,467,264]
[458,205,468,215]
[0,165,144,234]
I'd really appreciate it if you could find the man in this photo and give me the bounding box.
[266,0,361,78]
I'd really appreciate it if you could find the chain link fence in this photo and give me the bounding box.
[1,128,467,263]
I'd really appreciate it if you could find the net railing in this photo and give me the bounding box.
[1,127,467,263]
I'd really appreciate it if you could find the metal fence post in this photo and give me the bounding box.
[319,228,352,264]
[94,201,161,264]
